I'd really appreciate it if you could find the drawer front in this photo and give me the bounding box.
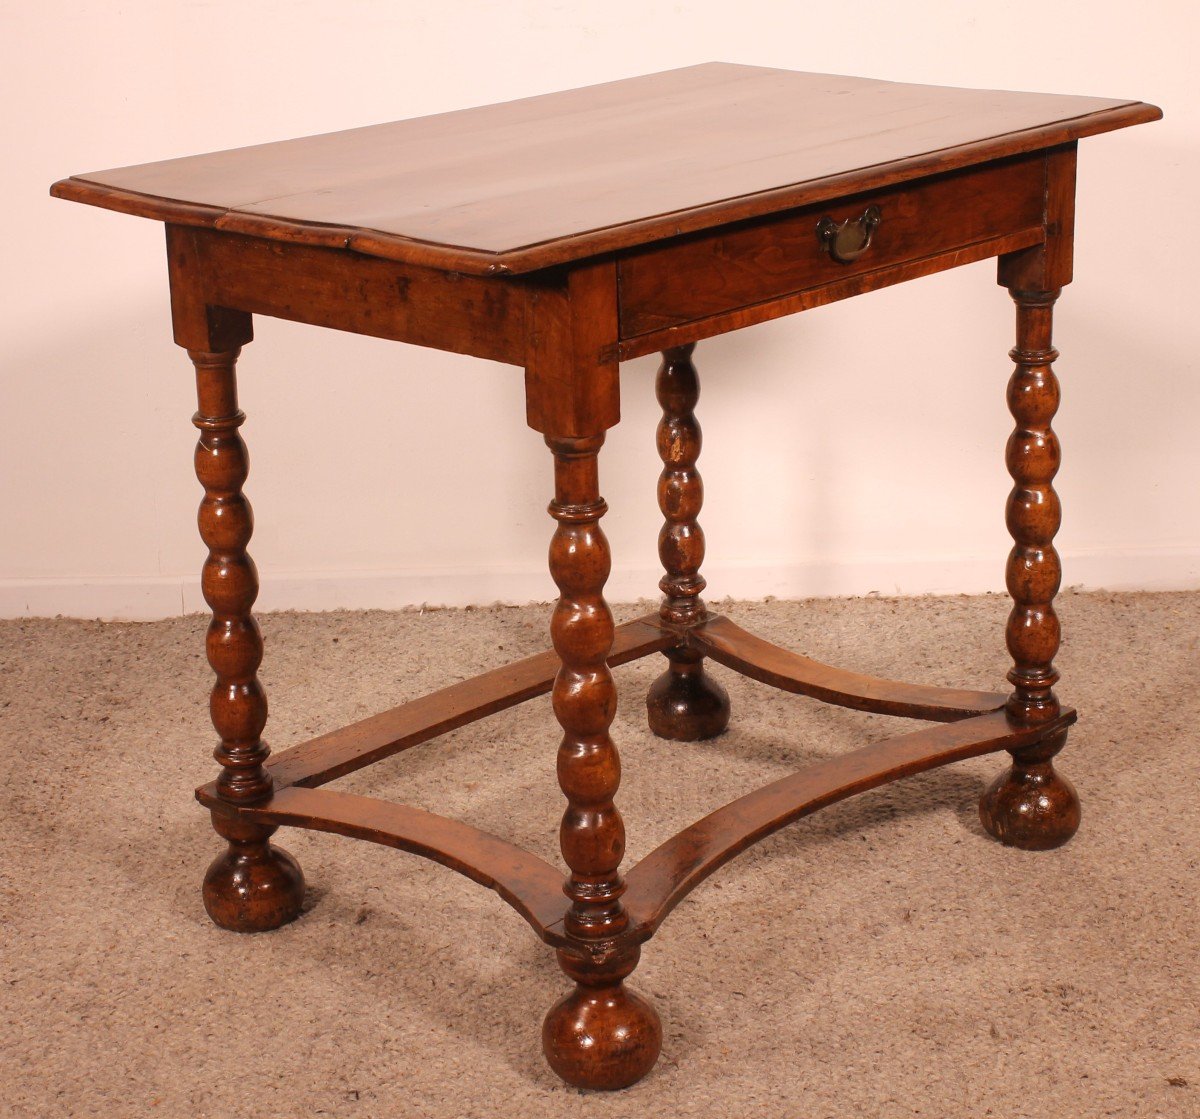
[618,154,1045,337]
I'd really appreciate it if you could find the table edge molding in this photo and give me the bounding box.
[50,101,1160,277]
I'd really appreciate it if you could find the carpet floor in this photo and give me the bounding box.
[2,591,1197,1118]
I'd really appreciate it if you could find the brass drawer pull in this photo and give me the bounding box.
[816,205,882,264]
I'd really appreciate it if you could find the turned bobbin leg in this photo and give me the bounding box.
[646,344,730,741]
[979,288,1081,849]
[540,434,661,1091]
[190,346,305,930]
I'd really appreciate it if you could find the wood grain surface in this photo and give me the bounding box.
[621,707,1076,939]
[617,153,1044,335]
[258,616,670,790]
[691,615,1008,721]
[202,785,570,943]
[51,63,1159,274]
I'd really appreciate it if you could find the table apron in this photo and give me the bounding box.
[167,148,1063,376]
[168,226,529,366]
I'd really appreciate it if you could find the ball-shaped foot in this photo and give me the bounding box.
[203,817,305,932]
[647,658,730,742]
[543,982,662,1090]
[979,761,1080,850]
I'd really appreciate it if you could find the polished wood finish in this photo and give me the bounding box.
[173,226,528,365]
[692,615,1007,721]
[542,945,661,1092]
[192,347,271,804]
[646,345,731,741]
[191,610,1013,943]
[979,148,1081,851]
[618,154,1044,336]
[623,707,1075,940]
[979,285,1081,848]
[612,226,1045,361]
[1001,289,1065,726]
[541,432,661,1089]
[524,261,620,436]
[52,65,1157,275]
[52,65,1159,1091]
[205,785,568,943]
[253,615,671,791]
[190,344,304,931]
[203,813,304,934]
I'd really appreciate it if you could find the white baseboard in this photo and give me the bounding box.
[2,547,1197,620]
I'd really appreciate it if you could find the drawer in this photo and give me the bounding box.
[617,154,1046,337]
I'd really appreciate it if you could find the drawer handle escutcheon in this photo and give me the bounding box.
[816,205,882,264]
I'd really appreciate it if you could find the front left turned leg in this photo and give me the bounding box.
[190,347,304,930]
[540,434,661,1091]
[646,345,730,741]
[979,289,1081,850]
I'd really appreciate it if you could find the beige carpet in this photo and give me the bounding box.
[2,591,1197,1118]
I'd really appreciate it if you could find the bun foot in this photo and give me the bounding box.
[647,652,730,742]
[203,813,305,932]
[543,983,662,1091]
[543,947,662,1090]
[980,752,1080,851]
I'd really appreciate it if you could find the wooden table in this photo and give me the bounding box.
[52,64,1160,1091]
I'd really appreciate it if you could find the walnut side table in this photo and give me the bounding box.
[52,65,1161,1090]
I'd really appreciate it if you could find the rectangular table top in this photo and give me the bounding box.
[52,63,1159,275]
